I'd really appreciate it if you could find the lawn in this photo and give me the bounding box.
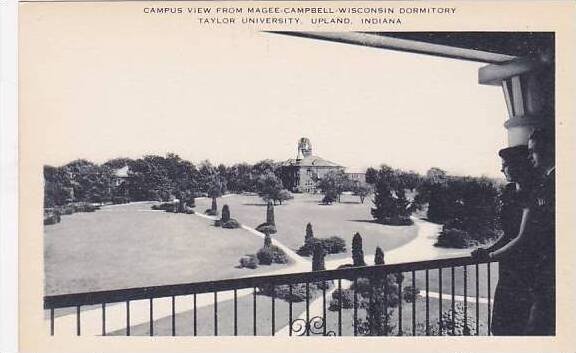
[196,193,419,261]
[107,287,492,336]
[44,202,287,295]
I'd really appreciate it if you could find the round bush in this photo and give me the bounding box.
[205,208,218,216]
[329,288,354,311]
[403,285,419,303]
[222,219,241,229]
[239,255,258,269]
[256,222,277,235]
[257,247,273,265]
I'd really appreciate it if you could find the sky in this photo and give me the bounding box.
[21,13,508,178]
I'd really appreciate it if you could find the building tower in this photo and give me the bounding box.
[296,137,313,160]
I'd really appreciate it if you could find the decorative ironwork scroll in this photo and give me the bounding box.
[291,316,336,336]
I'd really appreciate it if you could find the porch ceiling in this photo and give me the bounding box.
[272,32,554,64]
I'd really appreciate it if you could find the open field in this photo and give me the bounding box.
[196,193,418,261]
[44,202,287,295]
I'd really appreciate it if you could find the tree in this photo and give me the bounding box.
[370,165,413,226]
[354,182,373,204]
[312,242,326,271]
[374,246,385,265]
[256,201,277,234]
[264,233,272,248]
[257,172,284,204]
[221,204,230,223]
[305,223,314,244]
[365,167,378,185]
[317,170,350,203]
[352,232,366,266]
[277,189,294,205]
[266,201,275,225]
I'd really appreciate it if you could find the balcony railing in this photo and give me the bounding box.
[44,256,496,336]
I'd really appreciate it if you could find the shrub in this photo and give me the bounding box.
[258,282,330,303]
[43,210,61,225]
[112,196,130,204]
[323,236,346,254]
[257,247,273,265]
[256,222,277,235]
[329,288,354,310]
[239,255,258,269]
[352,232,366,266]
[296,236,346,257]
[351,277,372,296]
[222,219,241,229]
[434,228,473,248]
[257,245,288,265]
[264,233,272,247]
[59,205,75,215]
[72,202,99,212]
[221,204,230,223]
[152,202,177,212]
[205,208,218,216]
[403,286,419,303]
[258,283,307,302]
[305,223,314,243]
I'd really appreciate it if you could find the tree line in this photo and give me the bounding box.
[43,154,295,207]
[44,154,505,248]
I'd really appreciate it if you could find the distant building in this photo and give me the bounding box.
[345,168,367,186]
[280,138,365,193]
[112,165,130,187]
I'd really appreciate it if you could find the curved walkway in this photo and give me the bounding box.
[46,215,467,336]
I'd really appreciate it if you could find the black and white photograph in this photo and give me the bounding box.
[12,1,576,352]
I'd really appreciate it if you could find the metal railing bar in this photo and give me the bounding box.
[214,292,218,336]
[463,266,468,335]
[475,263,479,335]
[193,294,197,336]
[76,305,81,336]
[397,274,403,336]
[102,303,106,336]
[306,282,310,336]
[487,263,492,336]
[383,274,388,336]
[50,308,54,336]
[353,278,358,337]
[149,298,154,336]
[288,284,293,336]
[171,296,176,337]
[425,269,429,336]
[451,266,455,336]
[439,267,443,335]
[45,256,492,309]
[253,287,257,336]
[338,279,342,336]
[322,281,327,336]
[271,286,275,336]
[126,301,130,336]
[234,289,238,336]
[411,271,416,336]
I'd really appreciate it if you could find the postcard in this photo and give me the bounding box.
[16,1,576,352]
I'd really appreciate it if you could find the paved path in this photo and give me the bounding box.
[274,217,469,336]
[46,214,470,336]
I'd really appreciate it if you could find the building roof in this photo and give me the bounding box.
[283,154,344,168]
[113,165,130,178]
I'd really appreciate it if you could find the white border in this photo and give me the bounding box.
[0,0,19,351]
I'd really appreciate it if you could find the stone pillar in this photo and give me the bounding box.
[479,50,554,146]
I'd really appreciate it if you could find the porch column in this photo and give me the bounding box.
[478,50,554,146]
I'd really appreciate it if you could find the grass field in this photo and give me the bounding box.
[44,202,287,295]
[196,193,418,261]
